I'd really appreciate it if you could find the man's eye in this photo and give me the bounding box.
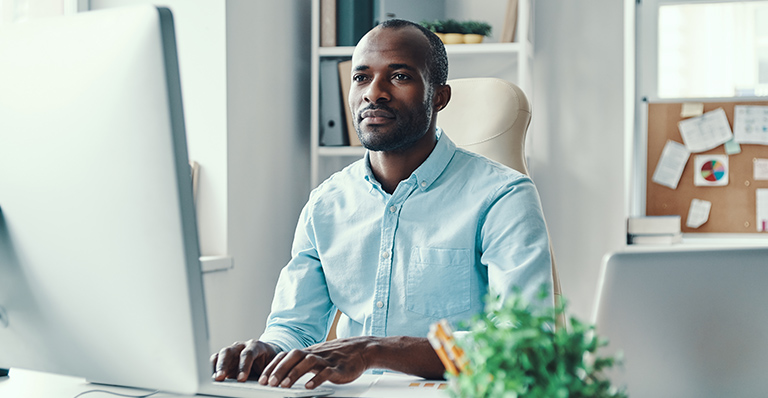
[352,75,368,83]
[393,73,410,81]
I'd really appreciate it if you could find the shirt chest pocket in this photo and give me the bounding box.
[406,247,472,318]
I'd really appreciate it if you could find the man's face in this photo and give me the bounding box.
[348,26,434,152]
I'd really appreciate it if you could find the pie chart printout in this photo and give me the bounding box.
[701,160,726,182]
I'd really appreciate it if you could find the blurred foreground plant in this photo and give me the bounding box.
[448,288,626,398]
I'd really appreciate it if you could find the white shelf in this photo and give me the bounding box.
[318,42,527,58]
[318,146,367,157]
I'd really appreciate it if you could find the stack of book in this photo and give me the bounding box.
[627,215,682,245]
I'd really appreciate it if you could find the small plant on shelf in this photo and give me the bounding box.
[463,21,492,36]
[420,19,492,44]
[448,288,627,398]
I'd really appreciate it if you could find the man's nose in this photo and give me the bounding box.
[363,77,391,103]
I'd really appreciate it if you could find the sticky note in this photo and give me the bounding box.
[680,102,704,118]
[724,138,741,155]
[754,158,768,181]
[652,140,690,189]
[686,198,712,228]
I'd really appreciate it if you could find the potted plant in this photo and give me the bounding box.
[439,19,466,44]
[420,20,445,42]
[448,289,627,398]
[462,21,492,44]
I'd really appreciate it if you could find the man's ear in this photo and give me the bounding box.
[433,84,451,113]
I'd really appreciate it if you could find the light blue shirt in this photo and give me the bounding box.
[260,130,552,351]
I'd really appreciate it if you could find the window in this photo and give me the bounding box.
[639,0,768,100]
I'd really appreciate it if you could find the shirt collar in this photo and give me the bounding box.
[362,127,456,192]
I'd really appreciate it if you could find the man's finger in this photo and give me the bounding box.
[214,343,245,381]
[259,351,287,385]
[280,353,326,388]
[210,353,218,375]
[306,366,335,389]
[265,349,307,387]
[237,340,259,382]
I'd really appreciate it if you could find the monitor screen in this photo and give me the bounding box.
[0,6,210,394]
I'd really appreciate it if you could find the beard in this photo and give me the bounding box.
[354,92,434,153]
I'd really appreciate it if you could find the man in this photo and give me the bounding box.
[211,19,552,389]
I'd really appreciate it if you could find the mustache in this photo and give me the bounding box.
[356,104,397,121]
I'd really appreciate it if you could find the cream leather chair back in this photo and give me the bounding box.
[438,77,566,330]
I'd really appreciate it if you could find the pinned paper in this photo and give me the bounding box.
[724,138,742,155]
[680,102,704,118]
[678,108,734,152]
[694,155,729,187]
[733,105,768,145]
[754,158,768,181]
[652,140,690,189]
[757,189,768,232]
[686,198,712,228]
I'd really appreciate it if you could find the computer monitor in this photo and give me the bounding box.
[592,247,768,398]
[0,6,210,394]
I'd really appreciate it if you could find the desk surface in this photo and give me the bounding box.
[0,368,450,398]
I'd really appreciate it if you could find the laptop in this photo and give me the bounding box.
[592,247,768,398]
[0,6,331,397]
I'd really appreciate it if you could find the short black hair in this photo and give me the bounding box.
[377,19,449,86]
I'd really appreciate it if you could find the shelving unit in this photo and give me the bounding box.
[310,0,534,187]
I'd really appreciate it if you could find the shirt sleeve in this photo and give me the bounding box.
[258,199,335,351]
[479,175,554,311]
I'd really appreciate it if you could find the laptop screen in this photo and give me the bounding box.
[592,247,768,398]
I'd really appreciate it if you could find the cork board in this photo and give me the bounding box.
[646,101,768,233]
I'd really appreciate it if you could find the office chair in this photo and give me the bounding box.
[437,77,566,331]
[326,78,566,341]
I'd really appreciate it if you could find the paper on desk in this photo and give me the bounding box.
[678,108,733,152]
[757,189,768,232]
[680,102,704,118]
[686,198,711,228]
[733,105,768,145]
[754,158,768,181]
[652,140,690,189]
[329,373,449,398]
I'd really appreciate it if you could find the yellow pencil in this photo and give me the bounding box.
[434,320,469,372]
[427,327,459,376]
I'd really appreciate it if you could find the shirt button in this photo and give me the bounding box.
[382,250,391,259]
[376,301,384,308]
[389,205,397,213]
[421,181,427,188]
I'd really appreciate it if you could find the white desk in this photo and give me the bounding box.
[0,368,450,398]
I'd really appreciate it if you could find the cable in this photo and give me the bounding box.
[72,389,161,398]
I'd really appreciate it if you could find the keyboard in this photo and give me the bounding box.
[209,378,335,397]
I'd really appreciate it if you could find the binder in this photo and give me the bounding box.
[337,0,373,47]
[320,59,347,146]
[337,59,362,146]
[320,0,336,47]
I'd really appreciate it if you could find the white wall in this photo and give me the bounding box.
[531,0,628,322]
[91,0,229,258]
[201,0,311,353]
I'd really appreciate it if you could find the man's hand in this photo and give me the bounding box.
[258,335,446,389]
[259,336,376,389]
[210,339,280,382]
